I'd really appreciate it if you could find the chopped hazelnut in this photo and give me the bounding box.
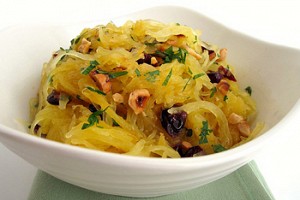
[90,73,111,94]
[237,121,251,137]
[228,113,244,124]
[217,48,227,62]
[217,79,230,95]
[128,89,150,114]
[112,93,124,103]
[78,38,91,53]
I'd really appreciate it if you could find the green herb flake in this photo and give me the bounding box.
[86,86,106,96]
[112,119,120,126]
[193,35,198,44]
[193,73,205,80]
[182,77,192,92]
[75,36,81,44]
[70,38,75,45]
[144,70,160,82]
[95,69,109,75]
[158,46,188,64]
[199,120,212,144]
[144,42,157,46]
[59,55,67,62]
[59,47,70,53]
[212,144,226,153]
[82,107,108,130]
[48,75,54,85]
[135,68,141,77]
[162,68,173,86]
[95,69,128,79]
[108,71,128,79]
[81,60,99,75]
[245,86,252,96]
[210,87,217,98]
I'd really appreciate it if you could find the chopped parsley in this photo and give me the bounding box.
[182,77,192,92]
[187,67,193,75]
[59,55,67,62]
[212,144,226,153]
[144,70,160,82]
[48,75,54,85]
[109,71,128,79]
[144,41,157,46]
[193,73,205,80]
[74,36,81,44]
[59,47,70,53]
[245,86,252,96]
[157,46,188,64]
[112,119,120,127]
[82,107,108,129]
[135,68,141,77]
[86,86,106,96]
[210,87,217,98]
[81,60,99,75]
[199,121,212,144]
[96,69,128,79]
[162,68,173,86]
[193,35,198,44]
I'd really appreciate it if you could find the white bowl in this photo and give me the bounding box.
[0,6,300,197]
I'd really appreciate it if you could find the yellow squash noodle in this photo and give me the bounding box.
[29,20,263,158]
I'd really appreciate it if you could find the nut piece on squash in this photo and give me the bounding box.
[77,38,91,53]
[128,89,150,114]
[237,121,251,137]
[112,93,124,103]
[228,113,244,124]
[90,73,112,94]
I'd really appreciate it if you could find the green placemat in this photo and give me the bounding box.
[28,161,274,200]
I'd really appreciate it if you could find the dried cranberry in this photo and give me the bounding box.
[137,53,163,67]
[207,71,223,83]
[201,46,214,55]
[183,146,204,157]
[137,53,152,65]
[207,66,236,83]
[34,124,40,134]
[47,90,60,105]
[218,66,236,82]
[161,109,187,137]
[88,104,97,113]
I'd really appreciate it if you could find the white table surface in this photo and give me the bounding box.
[0,0,299,199]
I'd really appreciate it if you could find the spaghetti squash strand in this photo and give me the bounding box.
[168,101,233,148]
[29,19,261,158]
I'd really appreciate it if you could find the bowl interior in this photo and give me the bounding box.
[0,5,299,144]
[1,5,300,197]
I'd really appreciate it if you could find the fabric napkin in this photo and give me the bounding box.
[28,161,274,200]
